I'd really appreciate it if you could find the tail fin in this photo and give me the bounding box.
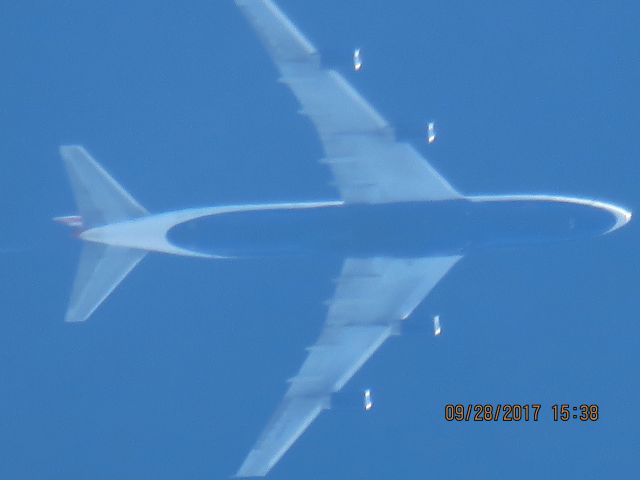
[59,145,148,322]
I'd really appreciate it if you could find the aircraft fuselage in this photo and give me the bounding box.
[162,195,629,258]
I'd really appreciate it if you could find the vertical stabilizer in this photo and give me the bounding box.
[59,145,149,322]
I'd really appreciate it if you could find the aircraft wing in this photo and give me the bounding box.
[236,255,461,477]
[234,0,461,204]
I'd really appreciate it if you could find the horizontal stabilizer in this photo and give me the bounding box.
[60,145,148,228]
[66,243,146,323]
[60,145,150,322]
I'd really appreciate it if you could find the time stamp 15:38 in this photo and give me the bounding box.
[444,404,600,422]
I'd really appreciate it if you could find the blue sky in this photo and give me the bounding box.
[1,1,639,478]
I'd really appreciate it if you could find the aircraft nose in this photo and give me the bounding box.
[555,196,631,235]
[599,201,632,233]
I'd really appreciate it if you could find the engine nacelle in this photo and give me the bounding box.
[433,314,442,336]
[353,48,363,72]
[426,121,436,144]
[363,388,373,411]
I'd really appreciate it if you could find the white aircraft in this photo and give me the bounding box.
[56,0,631,476]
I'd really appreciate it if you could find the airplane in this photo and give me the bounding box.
[55,0,632,476]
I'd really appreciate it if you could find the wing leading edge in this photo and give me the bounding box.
[236,255,461,477]
[234,0,461,204]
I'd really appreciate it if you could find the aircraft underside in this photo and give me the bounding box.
[53,0,631,476]
[167,197,619,258]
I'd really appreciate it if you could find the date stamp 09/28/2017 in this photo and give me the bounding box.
[444,404,600,422]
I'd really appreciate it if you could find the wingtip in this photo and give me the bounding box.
[65,318,86,324]
[59,144,83,156]
[233,470,265,479]
[59,145,92,166]
[235,455,270,478]
[64,302,95,323]
[64,310,88,323]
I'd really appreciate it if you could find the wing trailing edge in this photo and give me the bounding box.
[234,0,462,204]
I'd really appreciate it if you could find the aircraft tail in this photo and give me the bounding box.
[65,243,146,322]
[60,145,148,228]
[59,145,149,322]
